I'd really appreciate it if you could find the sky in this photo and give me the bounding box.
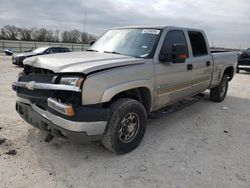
[0,0,249,48]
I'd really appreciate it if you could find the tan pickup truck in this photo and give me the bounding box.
[13,26,237,154]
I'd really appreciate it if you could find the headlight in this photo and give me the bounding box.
[59,76,85,88]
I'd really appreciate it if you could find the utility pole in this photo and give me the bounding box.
[83,14,87,33]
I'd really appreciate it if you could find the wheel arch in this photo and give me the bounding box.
[101,82,153,113]
[223,66,234,81]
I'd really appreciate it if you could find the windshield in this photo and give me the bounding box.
[32,47,48,54]
[89,28,161,58]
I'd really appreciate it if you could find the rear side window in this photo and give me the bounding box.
[161,30,188,57]
[188,31,208,57]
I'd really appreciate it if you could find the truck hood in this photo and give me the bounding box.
[23,51,145,74]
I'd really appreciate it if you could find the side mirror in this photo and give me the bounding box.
[90,40,95,46]
[159,44,187,63]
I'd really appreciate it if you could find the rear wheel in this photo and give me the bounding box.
[210,75,228,102]
[101,98,147,154]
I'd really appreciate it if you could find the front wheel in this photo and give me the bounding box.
[210,75,228,102]
[101,98,147,154]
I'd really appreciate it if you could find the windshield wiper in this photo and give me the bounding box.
[86,49,98,52]
[104,51,143,58]
[103,51,122,55]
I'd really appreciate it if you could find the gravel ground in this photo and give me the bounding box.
[0,54,250,188]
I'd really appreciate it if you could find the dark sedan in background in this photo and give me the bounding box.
[12,46,71,66]
[237,48,250,73]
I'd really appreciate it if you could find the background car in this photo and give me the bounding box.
[3,48,13,56]
[12,46,71,66]
[237,48,250,73]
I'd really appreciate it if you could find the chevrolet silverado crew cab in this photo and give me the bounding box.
[13,26,237,154]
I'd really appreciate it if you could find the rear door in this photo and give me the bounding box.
[154,30,194,109]
[187,31,213,92]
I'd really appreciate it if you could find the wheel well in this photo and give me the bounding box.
[108,87,151,113]
[224,66,234,81]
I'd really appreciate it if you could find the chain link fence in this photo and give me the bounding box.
[0,40,90,53]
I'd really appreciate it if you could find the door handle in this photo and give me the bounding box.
[187,64,193,70]
[206,61,211,66]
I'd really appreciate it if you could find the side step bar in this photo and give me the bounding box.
[149,93,205,119]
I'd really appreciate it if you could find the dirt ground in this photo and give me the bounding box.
[0,54,250,188]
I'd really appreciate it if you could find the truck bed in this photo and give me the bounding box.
[211,51,237,66]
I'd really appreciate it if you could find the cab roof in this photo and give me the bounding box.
[113,25,204,33]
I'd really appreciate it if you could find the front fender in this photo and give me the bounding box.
[101,79,154,103]
[81,61,155,106]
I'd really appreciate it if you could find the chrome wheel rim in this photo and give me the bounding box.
[118,112,140,143]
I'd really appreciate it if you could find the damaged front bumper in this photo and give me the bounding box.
[12,71,110,142]
[16,98,109,142]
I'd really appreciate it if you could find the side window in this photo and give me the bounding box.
[55,47,60,53]
[188,32,208,57]
[47,48,54,53]
[161,30,188,57]
[62,48,70,52]
[56,48,60,52]
[59,47,64,52]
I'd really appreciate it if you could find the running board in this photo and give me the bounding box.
[148,93,205,119]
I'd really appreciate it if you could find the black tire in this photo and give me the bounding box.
[101,98,147,154]
[210,75,228,102]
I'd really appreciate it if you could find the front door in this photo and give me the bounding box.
[154,30,194,109]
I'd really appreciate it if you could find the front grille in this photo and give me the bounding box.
[17,65,81,107]
[24,65,54,75]
[17,73,56,103]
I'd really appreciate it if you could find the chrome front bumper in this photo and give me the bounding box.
[12,81,81,92]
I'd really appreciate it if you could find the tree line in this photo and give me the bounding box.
[0,25,96,44]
